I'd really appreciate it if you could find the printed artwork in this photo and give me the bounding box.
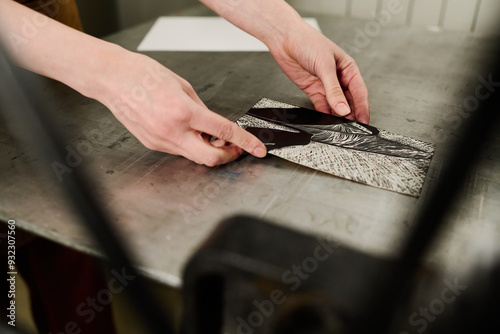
[236,98,435,197]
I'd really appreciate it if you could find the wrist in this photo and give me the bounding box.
[257,5,305,49]
[202,0,304,49]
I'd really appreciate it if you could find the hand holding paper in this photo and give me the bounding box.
[267,24,370,124]
[202,0,370,123]
[98,54,267,166]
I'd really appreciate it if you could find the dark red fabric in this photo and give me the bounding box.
[15,239,118,334]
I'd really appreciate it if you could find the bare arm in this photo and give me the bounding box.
[0,0,267,166]
[201,0,370,123]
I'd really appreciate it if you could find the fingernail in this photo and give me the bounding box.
[253,146,267,158]
[335,102,351,116]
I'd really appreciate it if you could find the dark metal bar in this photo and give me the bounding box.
[374,43,500,333]
[438,0,448,27]
[406,0,416,25]
[470,0,482,33]
[0,44,174,334]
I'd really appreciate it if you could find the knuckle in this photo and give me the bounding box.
[237,136,254,151]
[182,81,196,94]
[215,123,235,141]
[203,154,222,167]
[345,55,356,65]
[169,106,189,123]
[340,53,356,68]
[328,85,345,98]
[179,76,192,88]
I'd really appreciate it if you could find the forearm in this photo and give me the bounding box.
[0,0,128,101]
[200,0,305,47]
[0,1,267,164]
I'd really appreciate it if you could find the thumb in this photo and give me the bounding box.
[192,108,267,158]
[317,63,351,117]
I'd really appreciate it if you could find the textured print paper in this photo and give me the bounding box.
[236,98,435,197]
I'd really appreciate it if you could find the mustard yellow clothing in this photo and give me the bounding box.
[16,0,82,31]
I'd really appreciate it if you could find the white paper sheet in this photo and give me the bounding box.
[137,16,321,52]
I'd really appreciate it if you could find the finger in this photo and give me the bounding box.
[184,85,206,107]
[344,113,356,121]
[211,138,227,148]
[305,82,331,114]
[316,60,351,117]
[345,89,354,110]
[183,131,243,167]
[192,108,267,158]
[347,73,370,124]
[199,132,228,148]
[309,93,331,114]
[343,90,356,121]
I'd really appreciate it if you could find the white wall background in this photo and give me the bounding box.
[288,0,500,35]
[76,0,499,37]
[76,0,199,37]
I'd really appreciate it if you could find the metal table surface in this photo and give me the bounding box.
[1,12,499,287]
